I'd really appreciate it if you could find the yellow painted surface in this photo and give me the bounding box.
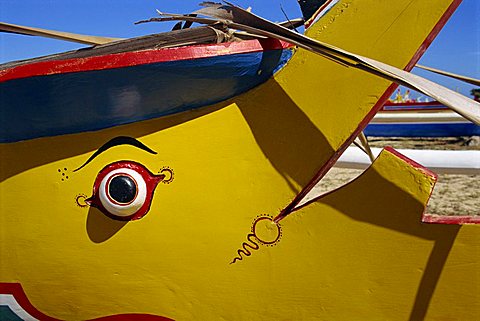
[2,0,478,320]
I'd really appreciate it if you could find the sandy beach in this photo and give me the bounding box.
[313,137,479,216]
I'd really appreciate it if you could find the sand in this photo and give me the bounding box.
[312,137,479,216]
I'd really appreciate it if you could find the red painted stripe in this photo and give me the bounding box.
[422,214,480,224]
[349,0,462,143]
[0,39,292,83]
[381,107,449,112]
[406,0,462,72]
[91,314,173,321]
[380,0,467,222]
[0,283,59,321]
[0,282,174,320]
[384,101,443,107]
[342,0,462,139]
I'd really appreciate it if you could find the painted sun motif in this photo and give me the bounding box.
[230,215,282,264]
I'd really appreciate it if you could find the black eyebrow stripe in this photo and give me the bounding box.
[73,136,157,172]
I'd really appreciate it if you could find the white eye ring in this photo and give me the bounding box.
[98,168,147,217]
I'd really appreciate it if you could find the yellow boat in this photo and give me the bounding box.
[1,0,478,320]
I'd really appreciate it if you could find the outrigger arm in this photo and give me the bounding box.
[416,64,480,87]
[0,21,123,45]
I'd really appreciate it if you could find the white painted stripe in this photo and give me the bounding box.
[336,147,480,175]
[307,0,340,27]
[0,294,39,321]
[372,111,468,123]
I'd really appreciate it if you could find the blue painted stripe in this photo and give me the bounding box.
[382,105,447,111]
[364,123,480,137]
[1,48,292,143]
[0,306,23,321]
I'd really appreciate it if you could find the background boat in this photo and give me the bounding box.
[366,98,480,137]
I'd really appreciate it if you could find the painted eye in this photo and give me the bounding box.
[86,161,167,220]
[99,168,146,218]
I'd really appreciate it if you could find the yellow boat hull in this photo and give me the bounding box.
[1,0,478,319]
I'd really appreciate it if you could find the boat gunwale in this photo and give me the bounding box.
[0,38,293,83]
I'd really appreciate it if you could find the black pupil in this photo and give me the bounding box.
[109,175,137,204]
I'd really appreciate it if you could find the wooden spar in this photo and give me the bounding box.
[356,132,375,163]
[0,21,123,45]
[0,26,234,72]
[149,3,480,125]
[416,64,480,87]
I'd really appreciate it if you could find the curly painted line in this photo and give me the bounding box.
[159,167,174,184]
[75,194,88,208]
[230,233,260,264]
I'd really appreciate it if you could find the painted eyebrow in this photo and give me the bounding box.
[73,136,157,172]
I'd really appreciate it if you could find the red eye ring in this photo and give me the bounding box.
[85,161,167,221]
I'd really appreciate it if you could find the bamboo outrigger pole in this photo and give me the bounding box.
[416,64,480,87]
[0,21,123,45]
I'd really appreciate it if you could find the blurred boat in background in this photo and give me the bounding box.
[365,90,480,137]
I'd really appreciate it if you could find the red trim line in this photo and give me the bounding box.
[275,0,462,222]
[338,0,462,150]
[0,39,292,83]
[0,283,174,320]
[0,283,59,321]
[371,0,465,223]
[422,214,480,225]
[406,0,462,72]
[91,314,173,321]
[352,0,462,152]
[381,108,449,112]
[384,101,443,107]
